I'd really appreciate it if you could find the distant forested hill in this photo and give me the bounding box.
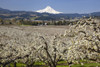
[0,7,100,20]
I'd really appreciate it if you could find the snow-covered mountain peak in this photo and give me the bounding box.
[46,6,52,9]
[36,6,62,14]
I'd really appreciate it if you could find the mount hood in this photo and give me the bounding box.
[36,6,62,14]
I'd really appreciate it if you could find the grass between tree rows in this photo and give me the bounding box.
[5,60,100,67]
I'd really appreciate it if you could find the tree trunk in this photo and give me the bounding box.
[52,64,56,67]
[53,64,56,67]
[3,64,6,67]
[8,64,11,67]
[26,64,33,67]
[14,62,16,67]
[0,64,2,67]
[48,63,52,67]
[48,63,56,67]
[26,62,35,67]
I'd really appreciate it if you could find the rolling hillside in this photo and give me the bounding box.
[0,7,100,20]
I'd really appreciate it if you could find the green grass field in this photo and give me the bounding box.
[4,60,100,67]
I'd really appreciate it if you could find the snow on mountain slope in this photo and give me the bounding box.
[36,6,62,14]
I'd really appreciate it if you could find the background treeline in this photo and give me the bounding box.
[0,18,78,26]
[0,16,100,26]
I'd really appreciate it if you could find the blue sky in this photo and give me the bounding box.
[0,0,100,13]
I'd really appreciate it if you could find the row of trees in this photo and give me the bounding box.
[0,18,100,67]
[0,18,78,25]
